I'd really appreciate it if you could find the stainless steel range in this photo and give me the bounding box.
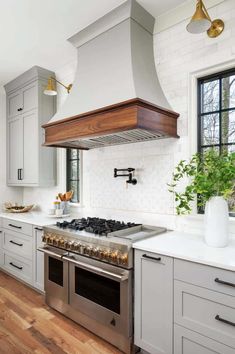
[39,217,166,353]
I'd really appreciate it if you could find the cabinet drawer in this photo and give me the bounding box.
[3,252,32,285]
[174,259,235,297]
[175,280,235,348]
[3,218,33,236]
[3,230,32,260]
[174,324,235,354]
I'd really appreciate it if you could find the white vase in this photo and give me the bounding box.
[204,196,229,248]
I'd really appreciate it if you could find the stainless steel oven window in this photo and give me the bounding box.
[75,266,121,314]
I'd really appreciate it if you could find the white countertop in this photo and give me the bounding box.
[0,211,73,227]
[133,231,235,272]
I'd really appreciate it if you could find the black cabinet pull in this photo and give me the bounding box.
[17,168,23,180]
[0,231,2,233]
[215,315,235,327]
[142,254,161,262]
[10,240,23,247]
[9,262,23,270]
[17,108,23,112]
[19,168,23,180]
[8,224,22,229]
[214,277,235,288]
[35,227,43,231]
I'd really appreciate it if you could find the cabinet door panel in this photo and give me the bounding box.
[0,228,3,267]
[33,227,44,292]
[8,117,23,184]
[3,230,32,260]
[174,280,235,348]
[174,325,235,354]
[22,83,37,113]
[22,110,39,184]
[134,250,173,354]
[7,90,23,118]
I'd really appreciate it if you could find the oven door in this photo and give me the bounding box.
[64,254,133,337]
[38,246,69,311]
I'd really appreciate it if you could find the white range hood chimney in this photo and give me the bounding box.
[43,0,179,149]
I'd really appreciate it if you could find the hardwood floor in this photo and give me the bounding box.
[0,271,122,354]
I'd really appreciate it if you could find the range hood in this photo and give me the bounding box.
[43,0,179,150]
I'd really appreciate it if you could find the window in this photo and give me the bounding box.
[198,68,235,213]
[66,149,80,203]
[198,68,235,154]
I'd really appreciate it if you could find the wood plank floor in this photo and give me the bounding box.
[0,271,122,354]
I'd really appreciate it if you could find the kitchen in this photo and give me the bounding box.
[0,0,235,353]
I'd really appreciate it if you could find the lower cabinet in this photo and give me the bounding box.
[0,218,44,293]
[134,250,235,354]
[3,251,33,284]
[134,250,173,354]
[0,224,3,267]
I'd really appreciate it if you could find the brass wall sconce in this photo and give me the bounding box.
[44,77,73,96]
[186,0,224,38]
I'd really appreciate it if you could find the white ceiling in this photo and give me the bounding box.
[0,0,185,86]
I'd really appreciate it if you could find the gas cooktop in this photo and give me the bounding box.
[42,217,167,268]
[56,217,141,236]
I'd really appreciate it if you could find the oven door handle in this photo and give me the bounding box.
[37,246,68,260]
[63,256,129,282]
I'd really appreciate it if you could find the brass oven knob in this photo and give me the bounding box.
[92,247,100,257]
[84,246,92,255]
[103,250,111,261]
[110,251,119,264]
[49,235,55,244]
[58,238,65,247]
[72,242,81,252]
[66,241,73,250]
[120,253,128,265]
[43,233,50,243]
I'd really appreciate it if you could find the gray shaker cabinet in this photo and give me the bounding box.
[7,81,37,119]
[5,66,57,187]
[134,250,173,354]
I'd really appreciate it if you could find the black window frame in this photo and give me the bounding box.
[198,67,235,154]
[66,149,80,203]
[197,68,235,215]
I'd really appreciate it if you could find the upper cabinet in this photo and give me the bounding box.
[5,66,57,187]
[7,82,38,119]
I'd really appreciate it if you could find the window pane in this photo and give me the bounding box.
[66,149,80,203]
[222,75,235,109]
[70,149,78,160]
[222,110,235,144]
[201,79,219,113]
[71,161,78,180]
[201,113,219,146]
[201,146,220,155]
[221,144,235,154]
[70,180,78,202]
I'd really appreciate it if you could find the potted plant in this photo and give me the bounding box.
[168,149,235,247]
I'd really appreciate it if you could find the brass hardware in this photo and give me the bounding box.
[207,19,224,38]
[44,76,73,96]
[187,0,224,38]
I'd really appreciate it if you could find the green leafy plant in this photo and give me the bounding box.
[168,149,235,215]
